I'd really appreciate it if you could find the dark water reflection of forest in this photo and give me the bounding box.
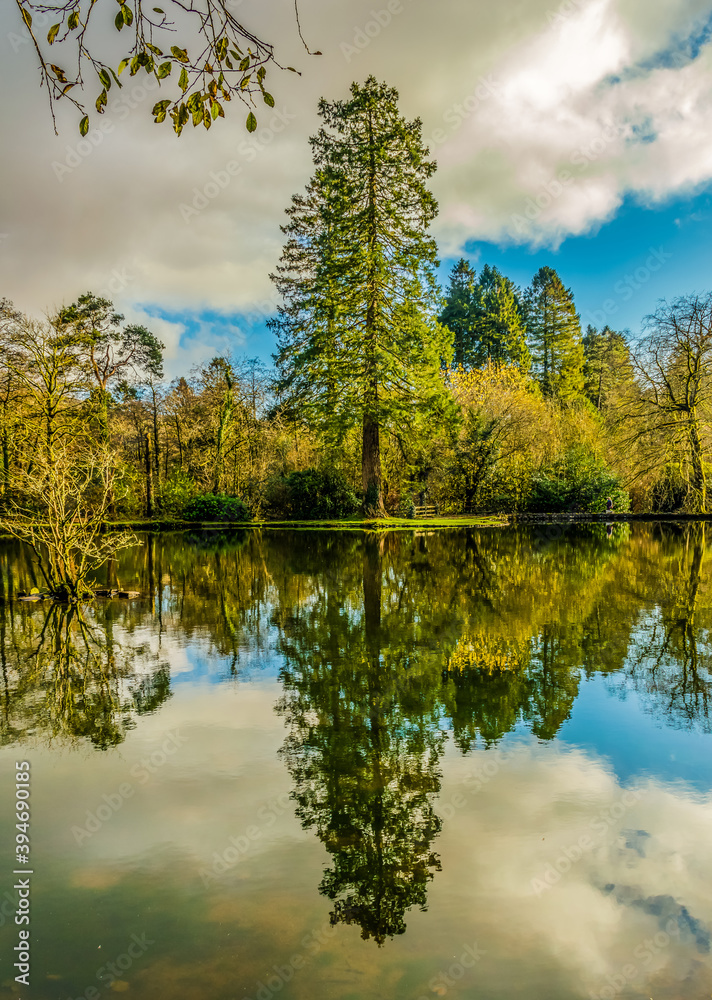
[1,523,710,752]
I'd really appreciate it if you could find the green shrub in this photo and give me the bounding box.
[181,493,250,522]
[527,447,630,513]
[156,469,199,517]
[266,468,359,519]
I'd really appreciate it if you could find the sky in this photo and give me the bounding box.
[2,0,712,377]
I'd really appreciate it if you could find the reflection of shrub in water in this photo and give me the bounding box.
[184,528,249,553]
[448,632,531,674]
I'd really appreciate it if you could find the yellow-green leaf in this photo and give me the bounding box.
[68,10,80,29]
[20,8,32,28]
[246,111,257,133]
[157,61,171,79]
[179,67,189,92]
[47,23,60,44]
[263,92,274,108]
[79,115,89,136]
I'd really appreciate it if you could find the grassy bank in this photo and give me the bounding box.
[101,515,509,532]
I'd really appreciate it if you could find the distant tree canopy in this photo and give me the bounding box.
[12,0,318,137]
[439,260,529,370]
[582,324,634,411]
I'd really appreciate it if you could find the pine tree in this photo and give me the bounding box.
[440,261,529,369]
[440,259,476,367]
[473,264,530,369]
[271,77,453,515]
[582,324,633,410]
[524,267,584,400]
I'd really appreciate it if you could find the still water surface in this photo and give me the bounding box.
[1,524,711,1000]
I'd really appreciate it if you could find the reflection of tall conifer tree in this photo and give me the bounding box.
[278,533,444,945]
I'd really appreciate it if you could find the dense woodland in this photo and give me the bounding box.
[1,77,712,524]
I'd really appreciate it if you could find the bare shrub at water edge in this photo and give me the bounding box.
[0,446,138,602]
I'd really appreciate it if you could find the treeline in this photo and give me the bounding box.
[2,76,711,520]
[0,274,710,520]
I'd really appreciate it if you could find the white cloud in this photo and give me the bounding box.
[2,0,712,359]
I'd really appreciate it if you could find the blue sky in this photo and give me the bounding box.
[139,187,712,377]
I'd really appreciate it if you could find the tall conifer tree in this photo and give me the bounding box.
[582,324,633,410]
[440,259,477,367]
[271,77,452,515]
[440,261,529,369]
[473,264,530,369]
[524,266,584,399]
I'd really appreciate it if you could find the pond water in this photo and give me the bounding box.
[1,524,711,1000]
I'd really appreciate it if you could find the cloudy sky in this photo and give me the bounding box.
[2,0,712,377]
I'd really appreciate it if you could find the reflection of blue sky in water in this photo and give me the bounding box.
[1,682,710,1000]
[560,673,712,792]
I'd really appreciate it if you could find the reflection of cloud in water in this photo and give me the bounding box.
[27,687,712,999]
[439,744,712,998]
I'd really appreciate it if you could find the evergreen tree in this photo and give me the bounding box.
[440,261,529,369]
[473,264,530,369]
[582,324,633,410]
[439,258,477,367]
[524,267,584,400]
[271,77,453,516]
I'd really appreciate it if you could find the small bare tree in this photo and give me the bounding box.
[0,446,138,602]
[628,294,712,513]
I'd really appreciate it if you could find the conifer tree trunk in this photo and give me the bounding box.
[362,103,386,516]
